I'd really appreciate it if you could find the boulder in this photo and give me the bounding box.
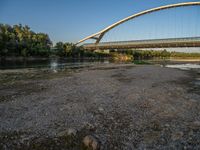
[83,135,100,150]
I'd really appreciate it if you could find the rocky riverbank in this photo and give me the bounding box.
[0,64,200,149]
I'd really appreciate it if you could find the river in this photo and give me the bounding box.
[1,58,200,70]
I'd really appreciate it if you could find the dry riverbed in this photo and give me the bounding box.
[0,63,200,149]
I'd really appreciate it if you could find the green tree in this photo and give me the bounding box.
[0,23,52,57]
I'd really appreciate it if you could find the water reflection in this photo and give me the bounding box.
[1,58,200,72]
[50,59,58,73]
[0,58,109,70]
[165,63,200,70]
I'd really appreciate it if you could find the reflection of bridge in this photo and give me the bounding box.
[77,2,200,50]
[83,37,200,50]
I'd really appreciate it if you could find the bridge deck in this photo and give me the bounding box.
[83,37,200,50]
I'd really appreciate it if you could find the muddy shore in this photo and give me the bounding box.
[0,64,200,149]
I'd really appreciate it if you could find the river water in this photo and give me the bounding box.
[0,58,110,70]
[1,58,200,70]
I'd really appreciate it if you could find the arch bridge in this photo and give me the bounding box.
[77,2,200,50]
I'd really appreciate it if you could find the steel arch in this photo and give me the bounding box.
[77,2,200,45]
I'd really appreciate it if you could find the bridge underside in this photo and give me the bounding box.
[83,37,200,50]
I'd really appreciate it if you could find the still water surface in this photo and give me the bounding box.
[1,58,200,70]
[0,58,109,70]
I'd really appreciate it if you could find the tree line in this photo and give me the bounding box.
[53,42,109,58]
[0,24,52,57]
[119,49,200,59]
[0,23,109,58]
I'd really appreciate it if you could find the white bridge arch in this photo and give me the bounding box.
[77,2,200,45]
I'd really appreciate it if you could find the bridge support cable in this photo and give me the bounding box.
[77,2,200,50]
[195,6,200,38]
[77,2,200,45]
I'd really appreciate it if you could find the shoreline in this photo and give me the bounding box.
[1,56,200,61]
[169,58,200,62]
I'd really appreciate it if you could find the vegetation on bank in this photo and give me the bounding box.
[53,42,109,58]
[119,50,200,59]
[1,23,200,60]
[110,53,133,61]
[0,24,52,57]
[0,24,109,58]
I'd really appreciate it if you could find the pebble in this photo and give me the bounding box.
[171,131,184,141]
[57,128,77,137]
[67,128,77,136]
[85,122,96,131]
[98,107,104,112]
[164,124,170,127]
[190,121,200,129]
[189,99,197,103]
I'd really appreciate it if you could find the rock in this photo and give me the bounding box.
[143,131,160,144]
[189,99,197,103]
[150,120,161,131]
[57,128,77,137]
[83,135,100,150]
[67,128,77,136]
[85,123,96,131]
[164,124,170,127]
[98,107,104,112]
[189,121,200,129]
[171,131,184,141]
[188,130,193,136]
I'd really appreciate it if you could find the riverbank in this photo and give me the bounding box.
[0,63,200,149]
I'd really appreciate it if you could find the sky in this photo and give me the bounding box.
[0,0,200,45]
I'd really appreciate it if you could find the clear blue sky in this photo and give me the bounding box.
[0,0,199,44]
